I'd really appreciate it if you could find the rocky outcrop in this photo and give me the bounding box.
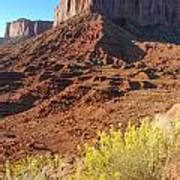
[5,18,53,38]
[153,104,180,133]
[54,0,180,27]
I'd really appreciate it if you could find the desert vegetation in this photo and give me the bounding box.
[4,118,180,180]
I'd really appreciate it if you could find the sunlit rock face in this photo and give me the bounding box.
[54,0,180,27]
[5,18,53,38]
[54,0,92,26]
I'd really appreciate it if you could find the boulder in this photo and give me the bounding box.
[153,104,180,133]
[166,104,180,120]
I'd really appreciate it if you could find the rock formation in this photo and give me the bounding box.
[5,18,53,38]
[54,0,180,27]
[153,104,180,134]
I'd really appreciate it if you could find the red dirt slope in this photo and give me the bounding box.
[0,14,180,163]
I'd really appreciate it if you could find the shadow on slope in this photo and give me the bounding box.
[0,72,29,117]
[92,16,145,64]
[0,94,37,117]
[113,18,180,45]
[0,72,24,93]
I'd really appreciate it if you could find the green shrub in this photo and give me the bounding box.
[71,120,180,180]
[4,155,66,180]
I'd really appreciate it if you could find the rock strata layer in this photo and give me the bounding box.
[54,0,180,27]
[5,18,53,38]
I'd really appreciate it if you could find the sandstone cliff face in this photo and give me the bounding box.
[54,0,180,27]
[5,18,53,38]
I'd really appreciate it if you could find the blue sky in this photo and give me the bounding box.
[0,0,58,37]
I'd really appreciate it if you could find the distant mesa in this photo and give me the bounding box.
[54,0,180,27]
[5,18,53,38]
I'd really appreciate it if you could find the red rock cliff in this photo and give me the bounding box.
[54,0,180,27]
[5,18,53,38]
